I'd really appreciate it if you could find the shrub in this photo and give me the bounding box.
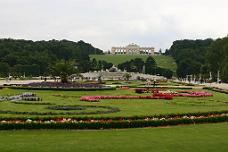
[0,115,228,130]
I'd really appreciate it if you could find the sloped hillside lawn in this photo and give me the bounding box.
[90,54,177,72]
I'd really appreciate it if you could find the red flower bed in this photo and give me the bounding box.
[80,91,212,102]
[80,94,173,102]
[152,93,173,100]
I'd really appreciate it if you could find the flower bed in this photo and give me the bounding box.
[9,82,116,91]
[173,91,213,97]
[80,90,212,102]
[0,112,228,130]
[21,82,108,89]
[80,94,173,102]
[135,88,148,94]
[0,92,41,102]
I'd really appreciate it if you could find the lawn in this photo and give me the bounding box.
[0,123,228,152]
[90,54,177,72]
[0,87,228,118]
[1,84,228,151]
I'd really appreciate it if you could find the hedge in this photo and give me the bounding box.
[0,105,120,115]
[0,110,228,121]
[203,87,228,94]
[7,86,116,91]
[0,115,228,130]
[11,101,55,105]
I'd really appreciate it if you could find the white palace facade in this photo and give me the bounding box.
[111,43,155,55]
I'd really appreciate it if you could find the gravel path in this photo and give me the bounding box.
[203,83,228,90]
[0,80,52,85]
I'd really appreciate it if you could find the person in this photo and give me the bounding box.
[153,79,156,88]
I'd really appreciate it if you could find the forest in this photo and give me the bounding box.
[1,37,228,82]
[0,38,110,77]
[165,37,228,82]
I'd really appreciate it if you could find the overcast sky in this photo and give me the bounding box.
[0,0,228,51]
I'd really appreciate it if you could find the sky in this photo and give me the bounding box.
[0,0,228,52]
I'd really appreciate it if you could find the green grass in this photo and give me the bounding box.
[90,54,177,72]
[1,85,228,151]
[0,88,228,118]
[0,123,228,152]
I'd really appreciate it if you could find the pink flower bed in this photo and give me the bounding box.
[80,91,212,102]
[174,91,213,97]
[80,94,173,102]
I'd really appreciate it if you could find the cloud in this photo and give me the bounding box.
[0,0,228,51]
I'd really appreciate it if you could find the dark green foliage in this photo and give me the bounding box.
[118,56,173,79]
[0,62,9,77]
[118,58,145,72]
[0,38,103,76]
[0,110,228,122]
[50,61,77,83]
[96,60,113,71]
[0,115,228,130]
[207,37,228,82]
[145,56,157,74]
[156,67,173,79]
[166,39,213,78]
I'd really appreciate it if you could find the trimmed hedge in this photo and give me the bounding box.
[7,86,116,91]
[47,105,86,110]
[11,101,54,105]
[0,105,120,115]
[204,87,228,94]
[1,110,228,121]
[0,115,228,130]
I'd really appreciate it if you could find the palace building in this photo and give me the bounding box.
[111,43,155,55]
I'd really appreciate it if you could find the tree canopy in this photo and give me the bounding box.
[0,38,104,77]
[165,39,213,79]
[117,57,173,79]
[207,37,228,82]
[166,37,228,82]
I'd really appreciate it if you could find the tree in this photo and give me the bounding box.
[118,58,144,73]
[50,61,77,83]
[145,56,157,74]
[207,37,228,82]
[167,39,213,78]
[0,62,9,77]
[133,58,144,72]
[91,58,98,71]
[0,38,104,76]
[123,73,131,81]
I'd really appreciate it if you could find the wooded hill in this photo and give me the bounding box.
[166,37,228,82]
[0,39,103,77]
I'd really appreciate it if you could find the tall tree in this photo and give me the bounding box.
[50,60,77,83]
[166,39,213,78]
[145,56,157,74]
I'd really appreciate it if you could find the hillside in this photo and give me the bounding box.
[90,54,177,72]
[0,38,103,77]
